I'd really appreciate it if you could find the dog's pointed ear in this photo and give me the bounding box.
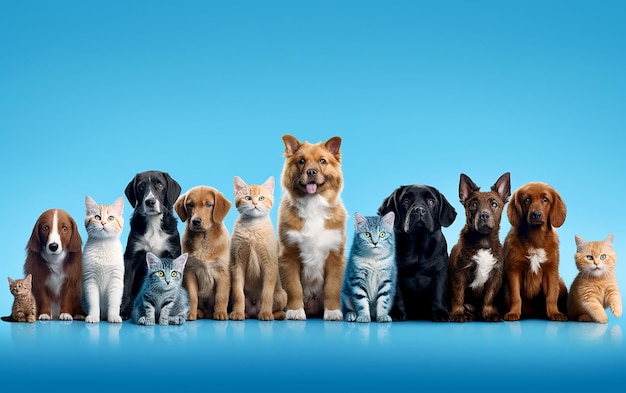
[507,190,522,228]
[282,135,301,157]
[438,191,457,228]
[548,187,566,228]
[325,136,342,161]
[492,172,511,203]
[459,173,479,204]
[163,172,182,207]
[174,192,188,222]
[212,190,232,224]
[124,174,139,208]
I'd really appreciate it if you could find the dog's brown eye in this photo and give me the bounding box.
[428,199,435,206]
[298,158,305,165]
[95,215,101,220]
[42,225,49,232]
[205,202,213,208]
[138,183,145,191]
[543,197,548,203]
[402,199,410,206]
[320,158,327,164]
[62,226,68,232]
[186,203,194,209]
[156,182,164,189]
[471,201,478,208]
[491,201,498,208]
[524,198,531,205]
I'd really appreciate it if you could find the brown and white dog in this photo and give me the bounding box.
[23,209,84,320]
[448,172,510,322]
[503,181,568,321]
[174,186,232,320]
[277,134,347,321]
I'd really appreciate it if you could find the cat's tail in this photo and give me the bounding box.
[1,315,16,322]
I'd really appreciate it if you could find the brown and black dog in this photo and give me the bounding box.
[448,172,510,322]
[502,181,568,321]
[174,186,232,320]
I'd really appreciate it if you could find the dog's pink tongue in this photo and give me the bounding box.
[306,183,317,194]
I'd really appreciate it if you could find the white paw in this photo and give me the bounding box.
[59,313,73,321]
[345,311,357,322]
[286,308,307,320]
[108,315,122,323]
[355,314,371,323]
[85,315,100,323]
[38,313,51,321]
[377,315,392,323]
[324,309,343,321]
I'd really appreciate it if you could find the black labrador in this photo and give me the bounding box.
[120,170,182,319]
[378,184,457,322]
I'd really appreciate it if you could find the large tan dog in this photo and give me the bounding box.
[174,186,232,320]
[503,181,568,321]
[277,134,347,321]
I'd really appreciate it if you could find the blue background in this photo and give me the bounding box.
[1,1,624,390]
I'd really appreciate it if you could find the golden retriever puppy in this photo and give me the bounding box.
[277,134,347,321]
[503,181,568,321]
[174,186,232,320]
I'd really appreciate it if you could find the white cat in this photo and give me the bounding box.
[82,196,125,323]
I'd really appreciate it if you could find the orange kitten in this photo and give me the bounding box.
[568,233,622,323]
[229,176,287,321]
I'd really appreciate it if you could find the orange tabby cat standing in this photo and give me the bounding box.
[277,134,347,321]
[229,176,287,321]
[568,233,622,323]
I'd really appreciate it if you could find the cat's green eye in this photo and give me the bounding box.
[95,215,101,220]
[245,196,252,201]
[108,216,114,221]
[380,232,386,238]
[259,196,265,201]
[157,271,165,277]
[600,254,606,260]
[171,271,178,277]
[364,232,371,238]
[586,255,594,261]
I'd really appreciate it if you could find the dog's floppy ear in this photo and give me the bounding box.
[173,192,188,222]
[66,214,83,253]
[124,174,139,208]
[211,190,232,224]
[437,191,457,228]
[492,172,511,203]
[282,134,301,156]
[378,186,404,230]
[548,187,566,228]
[459,173,480,204]
[27,215,44,253]
[163,172,182,208]
[507,190,523,228]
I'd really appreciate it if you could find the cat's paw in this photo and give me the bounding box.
[38,313,51,321]
[377,315,392,323]
[229,311,245,321]
[85,315,100,323]
[345,311,357,322]
[323,309,343,321]
[355,314,371,323]
[108,315,123,323]
[27,315,36,323]
[59,313,74,321]
[169,316,185,325]
[286,308,307,320]
[610,303,622,318]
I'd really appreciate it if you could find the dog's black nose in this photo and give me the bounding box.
[413,206,426,215]
[480,212,491,221]
[191,218,202,227]
[145,198,156,208]
[531,211,542,220]
[306,169,317,177]
[49,243,59,252]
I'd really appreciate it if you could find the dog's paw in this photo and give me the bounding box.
[548,312,568,322]
[257,311,274,321]
[377,315,392,323]
[273,310,286,320]
[85,315,100,324]
[450,312,471,323]
[229,311,245,321]
[286,309,307,320]
[38,313,51,321]
[503,312,521,321]
[59,313,74,321]
[213,311,229,321]
[432,310,449,322]
[324,309,343,321]
[355,314,371,323]
[108,315,123,323]
[483,313,502,322]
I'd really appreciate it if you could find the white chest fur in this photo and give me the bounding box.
[469,249,498,289]
[526,248,547,274]
[285,194,343,293]
[135,214,169,256]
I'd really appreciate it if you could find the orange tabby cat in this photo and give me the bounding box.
[568,233,622,323]
[3,274,37,322]
[229,176,287,321]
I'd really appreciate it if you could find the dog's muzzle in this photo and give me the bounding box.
[404,205,427,233]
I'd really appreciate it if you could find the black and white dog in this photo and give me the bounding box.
[378,185,457,322]
[120,170,182,319]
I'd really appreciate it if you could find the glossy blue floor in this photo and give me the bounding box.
[2,317,623,391]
